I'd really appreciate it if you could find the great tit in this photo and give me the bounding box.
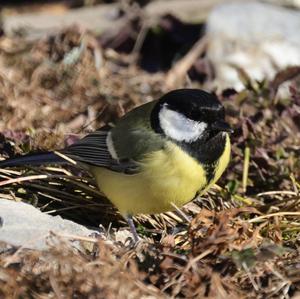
[0,89,232,241]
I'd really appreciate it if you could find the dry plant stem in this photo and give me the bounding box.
[170,202,191,223]
[165,248,214,295]
[130,20,150,64]
[51,231,100,243]
[0,174,48,187]
[248,212,300,223]
[165,36,208,89]
[242,146,250,193]
[45,203,107,214]
[257,191,298,197]
[54,151,77,165]
[242,262,259,291]
[184,248,214,272]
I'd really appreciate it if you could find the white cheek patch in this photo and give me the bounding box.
[159,105,207,142]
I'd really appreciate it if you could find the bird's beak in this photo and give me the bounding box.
[211,121,234,133]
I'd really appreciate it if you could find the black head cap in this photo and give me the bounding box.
[151,89,230,135]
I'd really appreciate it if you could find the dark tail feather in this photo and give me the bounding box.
[0,152,66,168]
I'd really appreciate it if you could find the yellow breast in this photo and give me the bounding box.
[92,135,230,216]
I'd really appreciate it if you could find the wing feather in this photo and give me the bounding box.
[61,127,139,173]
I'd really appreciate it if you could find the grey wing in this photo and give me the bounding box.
[61,127,139,174]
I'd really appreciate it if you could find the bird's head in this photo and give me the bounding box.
[151,89,233,144]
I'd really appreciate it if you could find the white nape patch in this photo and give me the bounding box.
[106,132,119,160]
[159,105,207,142]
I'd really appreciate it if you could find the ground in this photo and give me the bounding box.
[0,2,300,298]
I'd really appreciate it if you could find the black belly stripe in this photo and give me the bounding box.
[190,162,217,202]
[203,161,218,184]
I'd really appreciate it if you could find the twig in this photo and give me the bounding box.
[170,202,190,223]
[54,151,77,165]
[49,274,64,299]
[130,21,150,63]
[242,262,259,291]
[51,231,103,243]
[242,146,250,193]
[184,248,214,272]
[249,212,300,223]
[0,174,48,187]
[165,36,207,88]
[256,190,297,197]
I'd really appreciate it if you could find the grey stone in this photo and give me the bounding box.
[3,3,122,39]
[206,2,300,90]
[0,198,98,250]
[2,0,239,39]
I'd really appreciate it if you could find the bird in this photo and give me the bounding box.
[0,89,232,241]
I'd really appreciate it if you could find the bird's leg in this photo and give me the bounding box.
[125,215,139,243]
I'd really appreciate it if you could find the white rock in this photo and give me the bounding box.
[2,0,229,39]
[206,2,300,90]
[0,199,99,250]
[264,0,300,9]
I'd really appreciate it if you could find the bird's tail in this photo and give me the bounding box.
[0,152,66,168]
